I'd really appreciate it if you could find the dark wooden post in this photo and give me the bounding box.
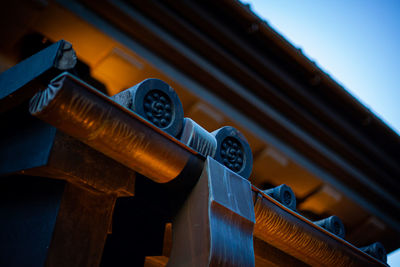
[0,108,135,266]
[46,183,116,267]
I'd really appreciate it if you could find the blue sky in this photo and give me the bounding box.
[243,0,400,136]
[242,0,400,265]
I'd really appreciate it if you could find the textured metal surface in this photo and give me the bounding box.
[168,157,255,267]
[29,72,200,183]
[253,236,308,267]
[180,117,217,158]
[253,187,387,266]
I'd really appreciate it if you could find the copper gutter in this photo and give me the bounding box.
[29,72,201,183]
[252,186,387,266]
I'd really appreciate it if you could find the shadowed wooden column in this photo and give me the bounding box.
[168,157,255,267]
[46,183,116,267]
